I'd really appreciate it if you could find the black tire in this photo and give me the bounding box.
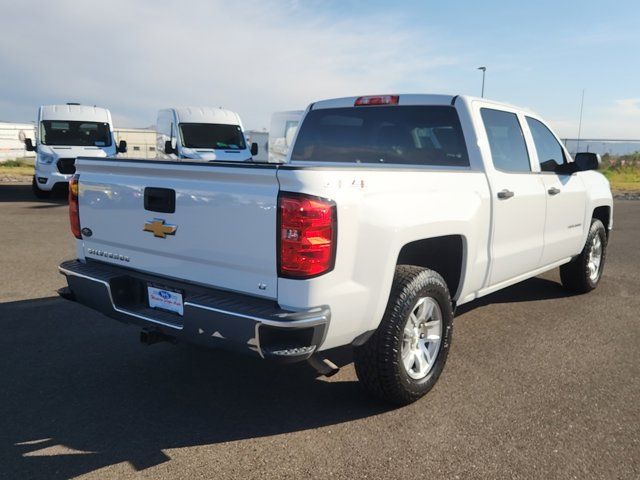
[32,176,51,199]
[353,265,454,405]
[560,218,607,294]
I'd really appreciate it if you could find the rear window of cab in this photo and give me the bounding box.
[290,105,469,167]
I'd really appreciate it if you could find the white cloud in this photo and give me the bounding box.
[0,0,458,129]
[2,1,636,140]
[613,98,640,117]
[545,118,579,139]
[547,98,640,140]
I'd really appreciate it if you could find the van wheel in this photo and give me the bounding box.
[32,176,51,199]
[560,218,607,293]
[353,265,453,405]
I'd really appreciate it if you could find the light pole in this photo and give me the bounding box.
[477,66,486,98]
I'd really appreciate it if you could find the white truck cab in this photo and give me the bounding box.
[156,107,257,162]
[26,104,125,198]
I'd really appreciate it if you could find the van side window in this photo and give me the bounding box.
[480,108,530,173]
[526,117,566,172]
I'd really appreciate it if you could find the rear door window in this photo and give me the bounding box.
[480,108,531,173]
[290,106,469,166]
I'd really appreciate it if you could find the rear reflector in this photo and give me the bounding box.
[278,192,336,279]
[68,174,81,239]
[354,95,399,106]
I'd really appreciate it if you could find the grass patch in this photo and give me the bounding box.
[600,153,640,192]
[0,158,33,177]
[601,166,640,192]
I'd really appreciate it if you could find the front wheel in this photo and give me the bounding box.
[353,265,454,405]
[32,176,51,199]
[560,218,607,293]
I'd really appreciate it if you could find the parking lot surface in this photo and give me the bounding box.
[0,183,638,479]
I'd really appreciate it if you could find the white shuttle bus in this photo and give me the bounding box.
[156,107,257,161]
[26,103,126,198]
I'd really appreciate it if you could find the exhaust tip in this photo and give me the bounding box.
[307,354,340,377]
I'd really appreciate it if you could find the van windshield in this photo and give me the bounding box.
[40,121,112,147]
[179,123,247,150]
[290,106,469,166]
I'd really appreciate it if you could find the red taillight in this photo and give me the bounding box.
[354,95,399,106]
[68,174,81,239]
[278,192,336,279]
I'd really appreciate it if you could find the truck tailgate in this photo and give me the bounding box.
[75,158,279,299]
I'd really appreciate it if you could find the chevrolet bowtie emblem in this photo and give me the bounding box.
[143,219,177,238]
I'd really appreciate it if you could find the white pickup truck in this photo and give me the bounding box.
[58,94,612,405]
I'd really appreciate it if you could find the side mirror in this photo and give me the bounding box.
[164,140,176,155]
[116,140,127,154]
[574,152,600,171]
[251,142,258,156]
[24,138,36,152]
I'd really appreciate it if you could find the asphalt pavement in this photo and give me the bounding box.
[0,182,638,479]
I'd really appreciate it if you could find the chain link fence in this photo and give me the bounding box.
[562,138,640,157]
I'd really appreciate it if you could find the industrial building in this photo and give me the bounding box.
[0,122,36,161]
[0,122,156,161]
[1,122,279,162]
[113,128,156,159]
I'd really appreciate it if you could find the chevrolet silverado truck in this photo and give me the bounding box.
[58,94,612,405]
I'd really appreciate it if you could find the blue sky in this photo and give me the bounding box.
[1,0,638,138]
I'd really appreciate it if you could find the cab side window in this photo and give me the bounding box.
[526,117,565,173]
[481,108,531,173]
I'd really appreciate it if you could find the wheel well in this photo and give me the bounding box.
[397,235,464,298]
[592,206,611,235]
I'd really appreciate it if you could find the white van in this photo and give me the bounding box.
[245,130,269,162]
[156,107,257,161]
[268,110,303,163]
[26,103,125,198]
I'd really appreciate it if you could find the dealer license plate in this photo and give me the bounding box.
[147,285,184,316]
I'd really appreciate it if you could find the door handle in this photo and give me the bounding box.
[497,189,514,199]
[547,187,561,196]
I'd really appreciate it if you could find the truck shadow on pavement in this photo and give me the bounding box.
[0,183,67,205]
[0,297,388,479]
[1,275,574,479]
[455,276,576,316]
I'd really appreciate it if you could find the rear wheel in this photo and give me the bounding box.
[560,218,607,293]
[353,265,453,405]
[32,176,51,199]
